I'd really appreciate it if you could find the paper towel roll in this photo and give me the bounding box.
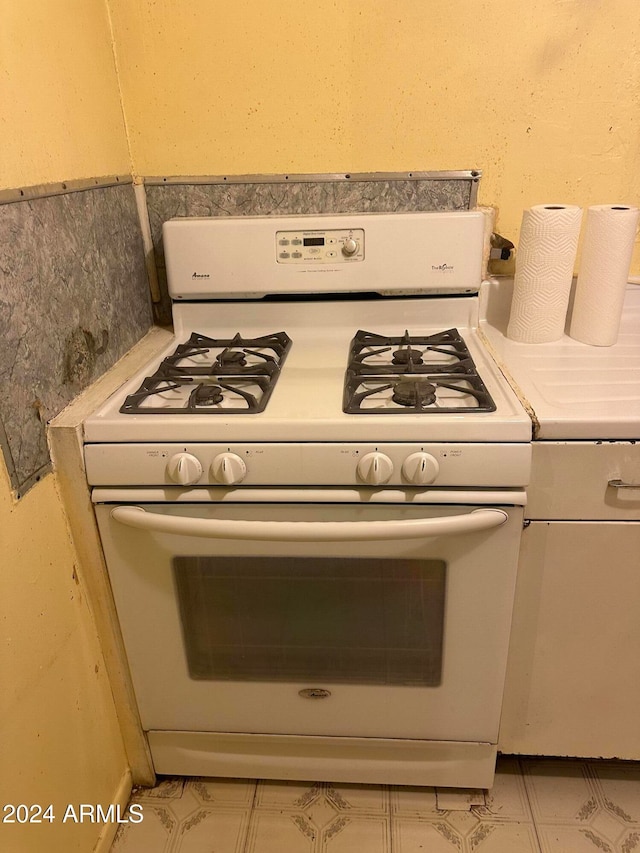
[507,204,582,343]
[569,204,639,346]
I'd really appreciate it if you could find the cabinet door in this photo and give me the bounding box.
[500,521,640,759]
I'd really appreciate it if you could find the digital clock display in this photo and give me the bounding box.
[303,237,325,247]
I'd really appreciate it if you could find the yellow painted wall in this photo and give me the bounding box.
[0,462,128,853]
[0,0,131,188]
[107,0,640,267]
[1,1,130,850]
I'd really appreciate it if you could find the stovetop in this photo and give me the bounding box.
[118,326,497,418]
[84,298,531,444]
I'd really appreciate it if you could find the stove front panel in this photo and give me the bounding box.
[85,442,531,487]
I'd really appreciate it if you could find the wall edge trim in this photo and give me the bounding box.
[92,768,134,853]
[0,175,133,205]
[143,169,482,186]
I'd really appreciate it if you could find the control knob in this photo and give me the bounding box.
[167,452,203,486]
[342,237,359,256]
[402,452,440,485]
[356,452,394,485]
[211,452,247,485]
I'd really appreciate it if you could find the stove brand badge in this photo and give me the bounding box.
[432,263,454,273]
[192,271,210,279]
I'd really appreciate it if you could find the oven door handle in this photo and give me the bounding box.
[110,505,508,542]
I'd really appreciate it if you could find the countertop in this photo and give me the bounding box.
[479,279,640,440]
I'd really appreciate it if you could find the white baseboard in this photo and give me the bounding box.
[93,769,133,853]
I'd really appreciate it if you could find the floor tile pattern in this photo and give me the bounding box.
[110,757,640,853]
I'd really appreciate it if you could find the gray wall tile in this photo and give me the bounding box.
[0,183,152,497]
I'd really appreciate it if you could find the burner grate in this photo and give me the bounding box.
[344,329,496,414]
[120,331,291,414]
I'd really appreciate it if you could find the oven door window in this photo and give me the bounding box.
[173,556,446,687]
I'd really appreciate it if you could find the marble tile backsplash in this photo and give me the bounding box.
[145,178,474,324]
[0,183,152,496]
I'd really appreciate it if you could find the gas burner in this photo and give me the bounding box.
[392,348,424,366]
[216,349,247,368]
[344,328,496,414]
[120,330,291,414]
[190,384,224,406]
[392,379,437,407]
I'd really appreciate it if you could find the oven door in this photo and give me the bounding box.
[93,490,524,744]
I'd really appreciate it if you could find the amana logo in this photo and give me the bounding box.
[192,272,210,279]
[432,263,454,272]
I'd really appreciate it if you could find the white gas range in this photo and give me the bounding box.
[85,212,532,789]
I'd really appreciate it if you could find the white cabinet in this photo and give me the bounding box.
[524,441,640,520]
[500,441,640,759]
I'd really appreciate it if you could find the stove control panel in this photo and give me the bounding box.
[276,228,364,264]
[86,442,532,488]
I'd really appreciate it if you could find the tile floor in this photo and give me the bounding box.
[110,757,640,853]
